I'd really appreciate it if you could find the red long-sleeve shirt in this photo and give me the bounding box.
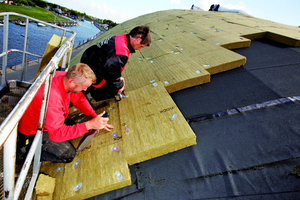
[18,71,97,142]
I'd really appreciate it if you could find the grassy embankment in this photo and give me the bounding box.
[0,3,70,23]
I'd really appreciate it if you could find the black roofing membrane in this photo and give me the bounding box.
[134,103,300,187]
[234,39,300,97]
[247,63,300,97]
[234,38,300,70]
[90,104,300,200]
[133,159,300,200]
[89,39,300,200]
[93,159,300,200]
[171,67,280,118]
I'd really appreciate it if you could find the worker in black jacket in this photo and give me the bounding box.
[81,25,151,101]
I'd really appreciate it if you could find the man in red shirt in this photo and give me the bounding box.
[17,63,114,163]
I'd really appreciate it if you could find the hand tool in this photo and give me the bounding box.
[76,112,109,153]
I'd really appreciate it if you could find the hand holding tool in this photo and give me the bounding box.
[77,112,109,153]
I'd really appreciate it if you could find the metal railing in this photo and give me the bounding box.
[0,12,76,200]
[0,12,74,84]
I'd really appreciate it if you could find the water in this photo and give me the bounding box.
[0,20,100,68]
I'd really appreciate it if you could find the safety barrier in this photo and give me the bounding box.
[0,12,76,200]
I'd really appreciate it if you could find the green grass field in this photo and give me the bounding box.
[0,4,69,22]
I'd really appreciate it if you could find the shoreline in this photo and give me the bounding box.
[12,19,80,28]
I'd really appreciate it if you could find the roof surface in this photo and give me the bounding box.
[36,9,300,200]
[1,9,300,200]
[88,19,300,200]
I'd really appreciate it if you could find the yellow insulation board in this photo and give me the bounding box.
[125,40,244,92]
[119,82,197,165]
[149,54,210,93]
[50,9,300,200]
[40,101,131,200]
[134,37,173,59]
[40,143,131,200]
[89,101,124,149]
[152,22,251,50]
[180,45,246,75]
[122,23,245,93]
[209,12,300,46]
[72,9,300,67]
[125,52,210,93]
[35,174,56,199]
[123,60,158,92]
[40,162,66,200]
[69,101,123,149]
[59,143,130,200]
[40,84,197,198]
[36,34,69,79]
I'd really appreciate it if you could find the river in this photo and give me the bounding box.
[0,20,101,68]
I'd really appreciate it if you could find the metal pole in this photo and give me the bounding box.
[0,41,74,147]
[14,132,41,200]
[3,125,17,200]
[14,72,53,200]
[24,71,54,200]
[63,29,67,38]
[61,50,68,70]
[67,36,76,70]
[0,12,76,200]
[23,132,42,200]
[1,14,9,85]
[21,17,29,81]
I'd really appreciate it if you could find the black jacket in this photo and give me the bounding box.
[81,34,135,92]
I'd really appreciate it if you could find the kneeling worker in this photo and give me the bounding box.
[17,63,114,163]
[81,25,152,101]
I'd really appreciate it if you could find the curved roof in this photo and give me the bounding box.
[45,9,300,200]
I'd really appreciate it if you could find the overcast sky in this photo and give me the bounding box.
[46,0,300,26]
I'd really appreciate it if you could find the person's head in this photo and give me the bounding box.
[64,63,96,93]
[129,25,151,50]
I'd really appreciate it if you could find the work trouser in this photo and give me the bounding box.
[17,118,77,164]
[16,133,35,165]
[17,132,76,164]
[41,132,76,163]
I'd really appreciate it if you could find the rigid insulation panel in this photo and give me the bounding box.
[119,82,197,165]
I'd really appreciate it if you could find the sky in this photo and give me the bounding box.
[46,0,300,27]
